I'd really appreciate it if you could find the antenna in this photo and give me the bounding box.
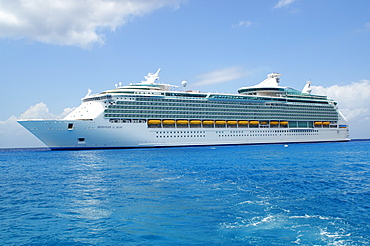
[142,68,161,84]
[84,89,92,98]
[182,80,187,91]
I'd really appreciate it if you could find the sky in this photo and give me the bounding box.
[1,0,370,148]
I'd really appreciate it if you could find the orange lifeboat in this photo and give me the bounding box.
[176,120,189,125]
[148,120,161,125]
[238,120,249,125]
[215,120,226,125]
[190,120,201,125]
[202,120,215,125]
[162,120,175,125]
[227,121,238,125]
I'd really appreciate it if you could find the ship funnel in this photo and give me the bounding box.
[302,81,312,94]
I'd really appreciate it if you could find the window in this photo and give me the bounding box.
[68,123,74,130]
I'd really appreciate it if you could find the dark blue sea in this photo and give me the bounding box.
[1,141,369,245]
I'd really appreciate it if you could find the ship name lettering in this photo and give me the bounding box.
[97,126,112,128]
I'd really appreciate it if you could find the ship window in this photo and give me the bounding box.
[78,138,85,142]
[68,123,74,130]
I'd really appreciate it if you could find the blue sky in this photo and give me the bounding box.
[1,0,370,147]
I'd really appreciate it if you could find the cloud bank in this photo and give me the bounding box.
[312,81,370,121]
[312,80,370,139]
[0,0,184,48]
[0,103,74,148]
[18,102,74,120]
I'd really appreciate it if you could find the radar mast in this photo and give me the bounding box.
[142,68,161,84]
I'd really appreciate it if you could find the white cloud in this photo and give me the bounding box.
[232,20,252,29]
[0,103,74,148]
[312,81,370,115]
[274,0,296,8]
[312,80,370,139]
[19,102,74,120]
[192,66,250,87]
[365,22,370,31]
[353,22,370,33]
[0,0,184,48]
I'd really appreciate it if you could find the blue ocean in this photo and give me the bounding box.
[1,141,369,245]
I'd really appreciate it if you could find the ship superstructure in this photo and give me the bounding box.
[18,70,349,149]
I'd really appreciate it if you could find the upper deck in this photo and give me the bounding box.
[82,70,332,105]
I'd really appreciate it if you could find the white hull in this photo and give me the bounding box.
[18,119,350,150]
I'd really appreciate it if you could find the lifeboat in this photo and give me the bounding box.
[227,121,238,125]
[215,120,226,125]
[323,122,330,125]
[148,119,161,125]
[238,120,249,125]
[249,121,259,125]
[314,122,323,126]
[176,120,189,125]
[202,120,215,125]
[190,120,201,125]
[162,120,175,125]
[260,121,268,125]
[270,121,279,125]
[280,121,288,125]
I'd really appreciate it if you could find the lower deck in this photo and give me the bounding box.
[18,119,350,149]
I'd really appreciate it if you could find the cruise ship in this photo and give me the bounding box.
[18,69,350,150]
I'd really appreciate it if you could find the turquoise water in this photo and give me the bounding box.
[1,141,369,245]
